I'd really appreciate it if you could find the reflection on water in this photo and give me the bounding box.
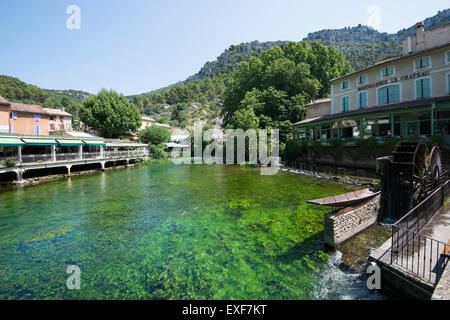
[0,163,386,300]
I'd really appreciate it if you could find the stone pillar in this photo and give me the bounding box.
[17,146,22,163]
[66,165,72,176]
[100,146,105,159]
[100,162,105,171]
[51,145,56,162]
[78,146,83,160]
[14,169,24,183]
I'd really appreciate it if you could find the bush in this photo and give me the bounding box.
[149,143,168,159]
[139,126,172,145]
[4,157,18,167]
[284,139,302,162]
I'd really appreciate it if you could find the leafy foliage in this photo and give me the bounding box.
[138,125,172,145]
[223,41,351,143]
[0,75,86,124]
[79,89,142,138]
[149,143,168,159]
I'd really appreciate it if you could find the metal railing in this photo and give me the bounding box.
[281,160,378,179]
[391,179,450,284]
[391,227,448,284]
[0,150,148,167]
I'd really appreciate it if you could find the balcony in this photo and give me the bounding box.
[0,150,149,168]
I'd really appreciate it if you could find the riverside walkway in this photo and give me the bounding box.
[369,187,450,299]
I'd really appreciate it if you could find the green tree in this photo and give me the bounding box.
[138,125,172,145]
[79,89,142,138]
[227,107,259,131]
[222,41,350,144]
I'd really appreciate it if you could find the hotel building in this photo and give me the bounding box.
[293,22,450,146]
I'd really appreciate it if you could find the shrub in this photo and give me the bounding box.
[4,157,18,167]
[149,143,168,159]
[139,126,172,145]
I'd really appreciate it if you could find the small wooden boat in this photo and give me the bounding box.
[307,188,380,207]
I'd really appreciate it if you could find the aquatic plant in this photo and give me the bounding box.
[0,163,368,300]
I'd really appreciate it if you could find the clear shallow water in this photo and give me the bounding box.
[0,163,384,299]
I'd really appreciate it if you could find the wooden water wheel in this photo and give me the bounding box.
[382,142,445,220]
[391,142,429,207]
[427,146,442,190]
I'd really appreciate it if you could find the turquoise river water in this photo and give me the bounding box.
[0,162,386,299]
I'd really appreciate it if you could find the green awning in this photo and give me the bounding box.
[83,140,106,146]
[0,137,25,147]
[56,139,85,146]
[22,138,58,146]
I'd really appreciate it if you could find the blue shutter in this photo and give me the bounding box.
[378,88,387,104]
[422,57,430,68]
[422,79,430,98]
[415,59,421,70]
[358,92,367,108]
[448,74,450,94]
[388,85,400,103]
[416,79,423,98]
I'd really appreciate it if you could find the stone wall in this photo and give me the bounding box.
[324,195,380,248]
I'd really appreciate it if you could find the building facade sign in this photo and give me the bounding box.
[358,70,430,92]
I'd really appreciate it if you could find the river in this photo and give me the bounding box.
[0,162,386,299]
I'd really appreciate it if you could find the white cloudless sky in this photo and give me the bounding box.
[0,0,448,95]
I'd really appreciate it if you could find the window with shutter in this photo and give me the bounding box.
[448,74,450,94]
[378,85,400,104]
[388,85,400,103]
[416,78,431,99]
[378,87,388,104]
[358,92,367,108]
[414,57,430,70]
[342,96,349,111]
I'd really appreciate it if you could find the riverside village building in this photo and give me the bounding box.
[292,22,450,146]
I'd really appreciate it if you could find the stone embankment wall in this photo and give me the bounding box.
[324,195,380,248]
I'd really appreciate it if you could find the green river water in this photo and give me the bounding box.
[0,162,386,299]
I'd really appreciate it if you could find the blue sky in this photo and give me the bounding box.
[0,0,448,96]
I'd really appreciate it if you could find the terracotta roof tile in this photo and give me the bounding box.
[10,102,47,114]
[0,96,10,105]
[306,97,331,106]
[43,108,72,117]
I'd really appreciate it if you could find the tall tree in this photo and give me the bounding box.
[222,41,351,143]
[80,89,142,138]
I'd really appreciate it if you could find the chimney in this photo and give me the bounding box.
[416,21,425,51]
